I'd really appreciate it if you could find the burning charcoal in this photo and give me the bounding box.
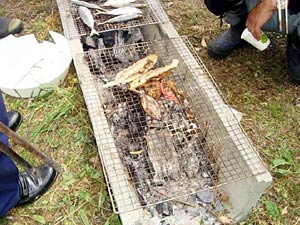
[97,38,105,49]
[113,31,127,63]
[179,144,200,178]
[146,129,180,182]
[155,202,173,217]
[102,30,116,47]
[189,208,201,218]
[127,27,144,44]
[196,190,214,204]
[81,35,97,50]
[201,171,210,178]
[213,201,224,212]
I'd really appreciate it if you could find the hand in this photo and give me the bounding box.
[246,0,277,40]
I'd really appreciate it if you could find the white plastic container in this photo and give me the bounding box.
[0,31,72,98]
[241,28,270,51]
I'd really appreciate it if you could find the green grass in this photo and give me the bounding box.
[1,72,118,224]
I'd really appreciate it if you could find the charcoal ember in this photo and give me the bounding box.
[110,103,127,125]
[179,143,200,178]
[113,30,127,63]
[127,27,144,43]
[81,35,97,50]
[88,51,104,70]
[102,30,116,47]
[201,171,210,178]
[97,38,105,49]
[196,190,214,203]
[188,208,201,217]
[155,202,173,217]
[146,129,180,182]
[200,159,216,179]
[213,201,224,212]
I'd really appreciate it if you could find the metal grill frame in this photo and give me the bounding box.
[74,36,268,214]
[56,0,169,38]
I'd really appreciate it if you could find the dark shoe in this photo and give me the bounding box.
[286,31,300,85]
[7,110,23,132]
[17,165,58,206]
[0,17,23,38]
[207,25,247,59]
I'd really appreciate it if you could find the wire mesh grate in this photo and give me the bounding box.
[75,36,267,213]
[56,0,169,38]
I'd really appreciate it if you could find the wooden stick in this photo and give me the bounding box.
[0,122,60,172]
[0,140,34,172]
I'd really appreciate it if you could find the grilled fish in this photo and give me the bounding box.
[96,6,142,16]
[103,54,158,88]
[129,59,179,90]
[71,0,107,11]
[78,6,99,36]
[97,12,142,25]
[102,0,137,8]
[140,92,162,120]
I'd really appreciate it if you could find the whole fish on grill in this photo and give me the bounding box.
[95,6,142,16]
[78,6,99,36]
[103,54,158,88]
[97,12,142,25]
[136,90,162,120]
[129,59,179,90]
[71,0,108,11]
[102,0,137,8]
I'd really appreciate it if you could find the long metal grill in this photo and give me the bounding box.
[75,37,267,213]
[56,0,168,38]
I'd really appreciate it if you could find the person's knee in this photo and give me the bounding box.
[204,0,246,16]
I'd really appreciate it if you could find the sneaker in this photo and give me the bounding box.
[286,30,300,84]
[17,165,57,206]
[207,25,247,59]
[0,17,23,38]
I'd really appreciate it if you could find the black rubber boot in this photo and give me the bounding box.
[7,110,23,132]
[17,165,58,206]
[0,17,23,38]
[286,30,300,85]
[206,0,248,59]
[207,22,247,59]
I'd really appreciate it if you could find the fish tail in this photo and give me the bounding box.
[90,28,99,37]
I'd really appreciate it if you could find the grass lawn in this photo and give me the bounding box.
[0,0,299,224]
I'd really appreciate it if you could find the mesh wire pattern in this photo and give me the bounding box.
[75,37,268,213]
[56,0,169,38]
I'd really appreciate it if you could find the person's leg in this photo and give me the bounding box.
[205,0,249,58]
[0,17,23,38]
[0,93,20,217]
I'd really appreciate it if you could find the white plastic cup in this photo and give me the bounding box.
[241,28,270,51]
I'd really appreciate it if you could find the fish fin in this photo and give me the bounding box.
[90,28,99,37]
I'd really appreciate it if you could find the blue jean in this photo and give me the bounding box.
[0,93,19,217]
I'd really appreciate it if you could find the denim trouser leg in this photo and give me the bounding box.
[0,94,19,217]
[246,0,300,35]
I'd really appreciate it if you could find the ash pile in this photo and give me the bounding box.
[81,33,233,224]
